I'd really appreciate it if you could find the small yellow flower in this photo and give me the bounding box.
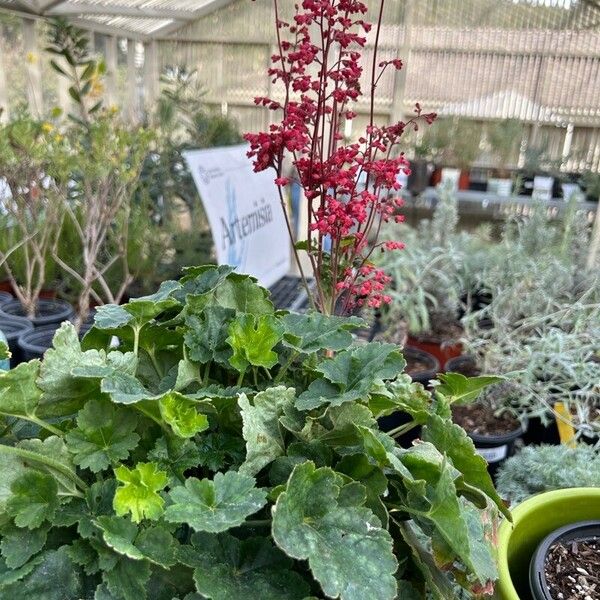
[41,122,54,133]
[25,52,37,64]
[90,80,104,98]
[54,133,63,143]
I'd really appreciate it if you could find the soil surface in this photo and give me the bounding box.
[545,538,600,600]
[452,403,520,436]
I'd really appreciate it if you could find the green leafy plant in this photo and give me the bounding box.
[46,18,106,126]
[0,116,70,317]
[487,119,523,177]
[0,266,507,599]
[376,188,464,336]
[46,19,154,327]
[496,444,600,504]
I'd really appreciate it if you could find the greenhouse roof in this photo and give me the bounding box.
[0,0,235,38]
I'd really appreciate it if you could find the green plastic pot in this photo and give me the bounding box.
[496,488,600,600]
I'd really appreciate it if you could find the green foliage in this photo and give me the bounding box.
[46,18,105,125]
[496,444,600,504]
[113,463,168,523]
[487,119,523,169]
[0,266,504,599]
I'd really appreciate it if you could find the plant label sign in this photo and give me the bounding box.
[475,445,508,464]
[183,144,291,288]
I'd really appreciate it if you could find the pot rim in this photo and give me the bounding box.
[497,488,600,600]
[403,345,440,375]
[529,520,600,600]
[468,423,525,445]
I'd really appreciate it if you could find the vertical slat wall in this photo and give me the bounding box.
[0,0,599,170]
[159,0,600,172]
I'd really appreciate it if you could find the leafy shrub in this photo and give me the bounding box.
[0,266,506,600]
[496,444,600,504]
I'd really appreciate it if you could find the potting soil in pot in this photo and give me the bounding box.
[544,538,600,599]
[452,404,520,437]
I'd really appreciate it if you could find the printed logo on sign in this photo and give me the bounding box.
[196,165,224,185]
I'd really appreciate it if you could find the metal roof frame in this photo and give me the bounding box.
[0,0,235,39]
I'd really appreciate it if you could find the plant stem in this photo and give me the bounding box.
[27,415,65,437]
[0,444,88,492]
[274,351,298,383]
[387,420,418,439]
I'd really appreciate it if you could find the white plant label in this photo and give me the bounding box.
[476,445,508,464]
[183,144,291,288]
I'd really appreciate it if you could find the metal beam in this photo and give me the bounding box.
[69,17,149,40]
[46,2,196,20]
[12,0,39,14]
[150,0,236,39]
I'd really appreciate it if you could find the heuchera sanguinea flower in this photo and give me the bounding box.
[245,0,436,314]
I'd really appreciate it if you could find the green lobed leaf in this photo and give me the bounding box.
[95,281,181,332]
[165,471,266,533]
[113,463,168,523]
[272,461,398,600]
[297,343,406,410]
[281,312,365,353]
[393,442,498,587]
[183,271,274,315]
[17,436,81,496]
[37,323,109,418]
[7,471,59,529]
[103,555,151,600]
[238,386,296,476]
[0,524,48,568]
[0,361,41,421]
[158,391,209,438]
[95,516,144,560]
[148,436,202,484]
[422,414,511,520]
[66,398,140,472]
[134,525,178,568]
[0,547,81,600]
[100,372,153,405]
[0,451,28,526]
[184,306,234,366]
[434,373,504,405]
[179,532,310,600]
[0,342,9,362]
[227,314,284,373]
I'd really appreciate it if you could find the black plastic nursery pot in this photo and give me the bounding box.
[0,314,34,367]
[522,416,561,446]
[444,354,480,376]
[468,427,525,476]
[407,159,429,196]
[377,347,439,446]
[403,346,439,386]
[17,325,61,361]
[446,355,526,474]
[0,298,74,328]
[529,521,600,600]
[0,291,12,306]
